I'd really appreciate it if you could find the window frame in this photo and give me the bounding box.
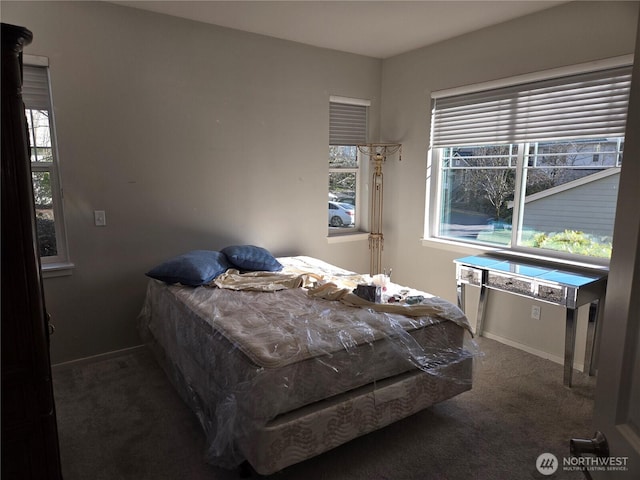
[425,55,633,267]
[23,55,72,274]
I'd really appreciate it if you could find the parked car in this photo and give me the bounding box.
[328,201,355,227]
[336,196,355,206]
[487,218,512,231]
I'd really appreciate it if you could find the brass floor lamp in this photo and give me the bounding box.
[357,143,402,276]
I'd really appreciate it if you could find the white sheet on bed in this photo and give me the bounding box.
[138,255,479,470]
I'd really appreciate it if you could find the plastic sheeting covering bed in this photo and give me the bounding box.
[138,256,478,475]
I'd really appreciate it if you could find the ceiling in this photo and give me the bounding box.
[112,1,567,59]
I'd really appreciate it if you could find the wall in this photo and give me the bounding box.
[4,1,638,366]
[380,1,639,365]
[592,12,640,467]
[1,1,382,363]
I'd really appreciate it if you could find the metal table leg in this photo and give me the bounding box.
[584,299,601,376]
[456,280,465,311]
[564,307,578,387]
[476,278,488,337]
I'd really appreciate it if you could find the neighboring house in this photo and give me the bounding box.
[521,169,620,238]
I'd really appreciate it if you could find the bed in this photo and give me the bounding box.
[138,255,477,475]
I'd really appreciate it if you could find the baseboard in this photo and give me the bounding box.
[51,344,146,371]
[481,331,585,372]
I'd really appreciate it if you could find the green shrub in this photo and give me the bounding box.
[476,228,612,258]
[530,230,611,258]
[36,217,57,257]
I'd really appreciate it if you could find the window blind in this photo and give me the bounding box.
[430,66,632,148]
[330,102,367,145]
[22,65,51,110]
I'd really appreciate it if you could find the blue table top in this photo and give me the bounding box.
[454,255,606,287]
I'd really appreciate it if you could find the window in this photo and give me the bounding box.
[428,60,632,263]
[23,60,69,268]
[329,97,369,234]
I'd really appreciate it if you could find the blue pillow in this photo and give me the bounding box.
[221,245,282,272]
[146,250,231,286]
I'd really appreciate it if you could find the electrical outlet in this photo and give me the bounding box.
[94,210,106,226]
[531,305,541,320]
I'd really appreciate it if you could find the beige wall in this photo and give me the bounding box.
[2,1,381,363]
[380,1,639,365]
[4,1,639,366]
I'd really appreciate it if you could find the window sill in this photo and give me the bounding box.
[327,231,370,244]
[42,261,75,278]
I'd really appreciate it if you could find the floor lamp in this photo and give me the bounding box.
[357,143,402,276]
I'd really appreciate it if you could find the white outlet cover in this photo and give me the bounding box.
[531,305,541,320]
[94,210,106,226]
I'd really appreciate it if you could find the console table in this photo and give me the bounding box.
[454,255,608,387]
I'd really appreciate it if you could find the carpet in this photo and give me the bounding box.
[52,337,594,479]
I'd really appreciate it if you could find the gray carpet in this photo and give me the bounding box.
[52,337,595,479]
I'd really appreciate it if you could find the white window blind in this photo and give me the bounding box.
[330,102,367,145]
[430,66,632,148]
[22,65,51,110]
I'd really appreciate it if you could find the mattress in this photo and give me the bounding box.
[138,256,476,472]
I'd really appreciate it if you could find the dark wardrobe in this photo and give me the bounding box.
[1,23,64,479]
